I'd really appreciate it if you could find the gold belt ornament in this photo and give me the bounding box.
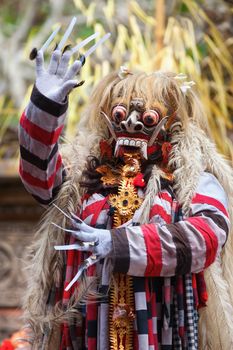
[109,273,135,350]
[97,152,143,350]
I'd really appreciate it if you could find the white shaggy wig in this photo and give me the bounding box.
[23,71,233,349]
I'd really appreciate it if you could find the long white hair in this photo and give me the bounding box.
[23,71,233,349]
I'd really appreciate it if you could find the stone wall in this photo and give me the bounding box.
[0,167,43,341]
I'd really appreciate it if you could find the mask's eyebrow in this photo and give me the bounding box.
[111,102,127,110]
[146,101,167,117]
[110,97,127,110]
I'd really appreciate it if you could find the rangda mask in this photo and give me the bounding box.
[101,99,169,159]
[98,71,195,160]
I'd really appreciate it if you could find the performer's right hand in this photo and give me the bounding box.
[31,17,110,103]
[35,48,82,103]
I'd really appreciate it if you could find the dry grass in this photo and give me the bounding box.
[62,0,233,160]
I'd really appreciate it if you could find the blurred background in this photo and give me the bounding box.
[0,0,232,347]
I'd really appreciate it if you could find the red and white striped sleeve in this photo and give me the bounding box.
[111,172,230,277]
[18,85,68,205]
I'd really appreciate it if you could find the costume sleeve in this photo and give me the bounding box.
[110,172,230,277]
[18,85,68,205]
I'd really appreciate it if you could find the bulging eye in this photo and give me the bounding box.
[111,106,127,124]
[142,110,160,127]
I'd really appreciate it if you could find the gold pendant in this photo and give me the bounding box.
[109,179,142,223]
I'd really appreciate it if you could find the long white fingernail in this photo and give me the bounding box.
[83,32,111,58]
[71,32,99,54]
[40,26,61,52]
[58,17,77,50]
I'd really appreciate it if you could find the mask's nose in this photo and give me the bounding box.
[120,111,144,133]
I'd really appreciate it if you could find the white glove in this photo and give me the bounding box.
[53,217,113,291]
[35,49,82,103]
[54,215,112,258]
[52,205,113,291]
[31,17,111,103]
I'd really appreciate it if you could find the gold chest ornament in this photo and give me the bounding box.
[97,152,144,350]
[109,154,143,226]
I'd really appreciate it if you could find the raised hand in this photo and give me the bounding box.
[35,49,82,103]
[30,17,111,103]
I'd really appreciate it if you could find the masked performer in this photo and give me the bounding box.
[19,22,233,350]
